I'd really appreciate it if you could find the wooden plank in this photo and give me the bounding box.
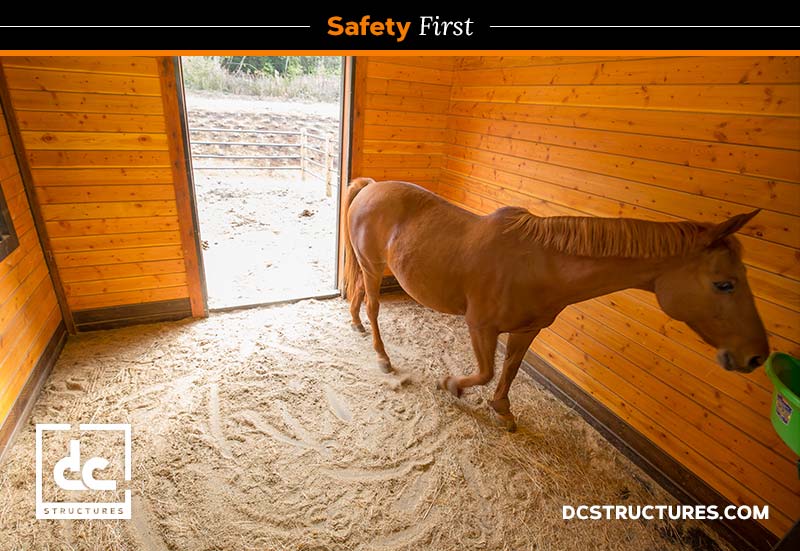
[45,216,181,237]
[0,172,24,202]
[447,100,800,150]
[3,67,162,96]
[58,259,187,283]
[365,77,452,101]
[748,267,800,311]
[439,170,581,217]
[448,116,800,183]
[362,140,446,155]
[455,56,657,70]
[27,151,171,168]
[158,57,206,318]
[365,93,450,115]
[0,263,49,338]
[50,231,182,253]
[360,153,439,169]
[361,125,447,143]
[364,110,448,129]
[0,250,44,305]
[7,90,164,115]
[72,297,191,331]
[53,245,184,267]
[65,272,187,296]
[366,60,453,85]
[0,279,57,368]
[66,284,188,310]
[2,56,160,76]
[355,168,440,181]
[0,243,42,305]
[0,153,18,179]
[15,111,167,133]
[0,231,38,281]
[370,56,455,70]
[21,131,168,151]
[451,83,800,116]
[454,57,800,86]
[36,184,176,204]
[31,167,174,186]
[40,200,177,221]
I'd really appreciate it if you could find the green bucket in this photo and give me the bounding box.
[765,352,800,456]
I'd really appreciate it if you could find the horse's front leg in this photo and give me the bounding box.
[489,331,538,432]
[438,325,498,397]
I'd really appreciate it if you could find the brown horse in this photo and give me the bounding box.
[343,178,769,431]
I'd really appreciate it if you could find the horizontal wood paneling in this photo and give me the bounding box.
[2,56,160,76]
[0,99,62,432]
[0,56,191,315]
[352,58,453,187]
[353,55,800,538]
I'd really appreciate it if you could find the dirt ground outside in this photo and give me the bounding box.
[185,92,340,309]
[0,296,731,551]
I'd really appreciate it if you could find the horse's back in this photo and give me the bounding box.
[349,180,483,314]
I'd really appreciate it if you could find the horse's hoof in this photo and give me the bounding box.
[489,398,516,432]
[378,358,393,373]
[351,322,366,333]
[437,376,462,398]
[491,409,517,432]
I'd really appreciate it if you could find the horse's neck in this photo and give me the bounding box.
[550,254,679,306]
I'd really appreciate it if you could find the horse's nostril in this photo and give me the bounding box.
[748,355,764,369]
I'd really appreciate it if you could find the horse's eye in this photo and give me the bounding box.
[713,281,735,293]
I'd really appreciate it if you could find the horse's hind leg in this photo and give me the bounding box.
[438,325,498,397]
[363,266,393,373]
[489,331,538,432]
[349,275,366,332]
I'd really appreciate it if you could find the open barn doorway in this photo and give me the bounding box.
[179,56,344,310]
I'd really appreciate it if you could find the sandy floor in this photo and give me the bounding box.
[0,297,729,551]
[185,93,340,309]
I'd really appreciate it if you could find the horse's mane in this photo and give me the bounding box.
[503,209,721,259]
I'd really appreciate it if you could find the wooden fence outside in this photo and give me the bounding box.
[189,127,337,196]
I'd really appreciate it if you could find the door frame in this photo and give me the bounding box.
[175,56,353,310]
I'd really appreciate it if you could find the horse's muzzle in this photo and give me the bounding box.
[716,349,760,373]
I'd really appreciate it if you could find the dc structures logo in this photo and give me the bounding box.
[35,423,132,519]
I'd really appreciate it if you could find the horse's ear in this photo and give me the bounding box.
[707,209,760,247]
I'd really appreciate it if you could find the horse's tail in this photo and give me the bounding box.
[342,177,374,299]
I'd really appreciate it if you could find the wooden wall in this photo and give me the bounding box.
[354,55,800,537]
[0,56,203,330]
[350,56,454,190]
[0,99,62,431]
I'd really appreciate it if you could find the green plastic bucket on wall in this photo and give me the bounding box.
[765,352,800,456]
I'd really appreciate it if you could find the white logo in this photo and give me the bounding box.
[36,423,131,519]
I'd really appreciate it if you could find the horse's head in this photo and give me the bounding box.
[654,210,769,373]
